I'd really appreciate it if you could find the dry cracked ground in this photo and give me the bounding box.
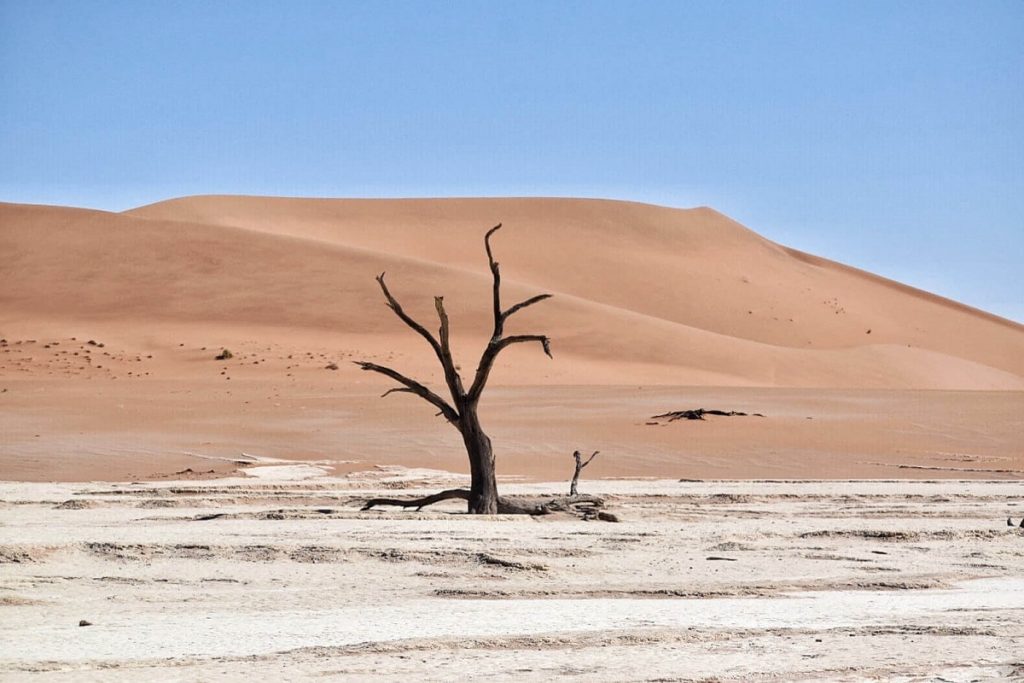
[2,469,1024,681]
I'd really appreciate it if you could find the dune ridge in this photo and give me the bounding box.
[2,196,1022,389]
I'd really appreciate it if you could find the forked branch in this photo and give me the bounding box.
[484,225,553,338]
[464,224,554,404]
[376,273,444,361]
[353,361,459,425]
[468,334,552,403]
[368,274,465,411]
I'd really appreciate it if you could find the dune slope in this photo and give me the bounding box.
[2,197,1022,389]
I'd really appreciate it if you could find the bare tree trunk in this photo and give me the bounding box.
[462,412,498,514]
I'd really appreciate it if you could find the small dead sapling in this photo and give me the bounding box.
[570,450,599,496]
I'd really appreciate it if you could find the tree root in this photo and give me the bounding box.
[361,489,615,520]
[361,488,472,512]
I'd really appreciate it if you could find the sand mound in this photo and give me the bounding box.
[1,196,1021,388]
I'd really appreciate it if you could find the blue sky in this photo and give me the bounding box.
[2,1,1022,321]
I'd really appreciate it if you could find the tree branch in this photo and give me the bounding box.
[376,273,444,359]
[434,296,466,401]
[362,488,471,511]
[354,361,460,425]
[499,334,553,357]
[503,293,553,320]
[380,387,415,398]
[581,450,600,468]
[484,224,503,338]
[467,334,552,403]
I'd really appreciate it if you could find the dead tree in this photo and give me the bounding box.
[355,224,553,514]
[569,450,600,496]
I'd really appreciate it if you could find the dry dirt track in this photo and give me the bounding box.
[2,467,1023,681]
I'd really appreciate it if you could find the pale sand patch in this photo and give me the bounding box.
[2,473,1023,680]
[3,579,1022,664]
[241,464,330,480]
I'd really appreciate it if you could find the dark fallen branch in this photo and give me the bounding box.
[361,489,612,519]
[194,513,227,521]
[361,488,472,512]
[651,409,765,422]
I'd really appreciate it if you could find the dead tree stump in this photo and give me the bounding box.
[570,450,599,496]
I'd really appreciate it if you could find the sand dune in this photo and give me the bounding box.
[2,196,1021,389]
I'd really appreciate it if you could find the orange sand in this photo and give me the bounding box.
[1,197,1021,481]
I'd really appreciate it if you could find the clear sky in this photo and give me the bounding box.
[2,1,1021,321]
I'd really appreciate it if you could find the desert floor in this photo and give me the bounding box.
[2,466,1023,681]
[2,377,1023,482]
